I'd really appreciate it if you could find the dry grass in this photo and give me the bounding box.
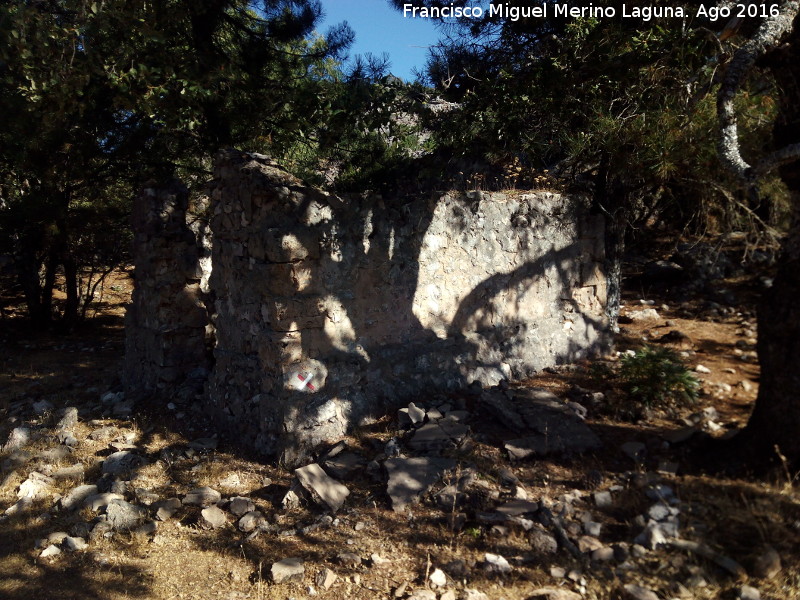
[1,269,799,600]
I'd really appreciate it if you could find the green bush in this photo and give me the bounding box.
[620,346,700,408]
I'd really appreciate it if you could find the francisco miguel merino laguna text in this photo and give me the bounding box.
[402,2,782,21]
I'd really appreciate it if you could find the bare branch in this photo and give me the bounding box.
[717,1,800,181]
[753,142,800,176]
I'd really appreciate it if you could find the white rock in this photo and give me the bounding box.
[271,557,304,584]
[429,568,447,587]
[694,364,711,374]
[40,544,62,558]
[482,552,511,575]
[315,567,337,590]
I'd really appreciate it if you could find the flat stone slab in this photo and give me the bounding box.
[102,450,145,476]
[384,456,456,512]
[294,463,349,512]
[271,557,304,583]
[483,387,601,458]
[408,417,469,452]
[183,486,222,507]
[323,451,366,480]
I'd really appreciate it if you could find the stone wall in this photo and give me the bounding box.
[123,180,211,401]
[201,150,609,463]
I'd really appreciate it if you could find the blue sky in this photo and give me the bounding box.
[317,0,443,81]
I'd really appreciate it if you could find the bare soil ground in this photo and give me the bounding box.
[1,264,798,600]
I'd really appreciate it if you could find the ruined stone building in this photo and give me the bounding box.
[124,150,609,463]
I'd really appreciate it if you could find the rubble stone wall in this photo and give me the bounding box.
[203,150,609,463]
[124,180,211,400]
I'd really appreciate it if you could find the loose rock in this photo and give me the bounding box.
[199,505,227,529]
[106,499,148,531]
[294,463,349,512]
[482,552,511,575]
[316,568,337,590]
[271,557,304,584]
[183,486,222,507]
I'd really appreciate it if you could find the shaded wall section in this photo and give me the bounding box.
[124,180,211,401]
[201,150,609,463]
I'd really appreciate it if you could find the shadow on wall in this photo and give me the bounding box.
[126,151,610,465]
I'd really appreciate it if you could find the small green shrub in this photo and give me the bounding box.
[620,346,700,408]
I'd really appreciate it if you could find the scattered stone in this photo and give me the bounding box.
[237,510,265,533]
[628,308,660,321]
[36,531,69,548]
[623,584,660,600]
[635,521,669,549]
[106,499,148,531]
[40,544,62,558]
[85,492,123,512]
[594,491,612,508]
[56,407,79,431]
[102,450,144,476]
[429,568,447,587]
[271,557,304,584]
[577,535,604,553]
[228,496,255,517]
[591,546,615,561]
[134,521,158,536]
[694,364,711,374]
[529,525,558,554]
[62,536,88,551]
[385,456,456,512]
[154,498,182,521]
[440,590,457,600]
[482,552,511,575]
[3,427,31,452]
[735,585,761,600]
[18,472,54,500]
[753,545,782,579]
[199,505,227,529]
[528,588,582,600]
[60,484,98,510]
[294,463,350,512]
[583,521,602,536]
[336,552,361,568]
[406,402,426,426]
[316,568,337,590]
[408,420,466,452]
[183,486,222,507]
[5,497,33,516]
[323,451,366,481]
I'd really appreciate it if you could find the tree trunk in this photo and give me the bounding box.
[738,18,800,469]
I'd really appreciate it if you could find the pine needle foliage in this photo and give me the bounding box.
[620,346,700,408]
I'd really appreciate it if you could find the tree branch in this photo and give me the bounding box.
[716,0,800,181]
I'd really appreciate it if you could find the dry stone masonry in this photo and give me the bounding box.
[125,150,610,463]
[124,180,211,400]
